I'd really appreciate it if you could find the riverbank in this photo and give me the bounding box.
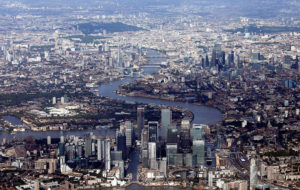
[117,89,194,121]
[123,182,194,189]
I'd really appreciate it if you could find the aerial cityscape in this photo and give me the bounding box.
[0,0,300,189]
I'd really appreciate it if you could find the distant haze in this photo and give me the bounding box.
[0,0,299,18]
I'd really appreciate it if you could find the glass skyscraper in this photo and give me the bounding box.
[192,139,205,167]
[161,108,171,140]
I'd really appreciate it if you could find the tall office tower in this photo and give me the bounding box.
[104,139,111,171]
[235,54,241,68]
[159,158,167,176]
[65,144,75,161]
[201,57,205,68]
[141,128,149,150]
[84,134,92,158]
[141,127,149,168]
[180,119,191,153]
[125,121,133,148]
[92,141,96,155]
[118,160,125,179]
[148,142,157,169]
[184,153,193,167]
[250,158,258,190]
[228,51,235,67]
[211,49,217,67]
[192,140,205,167]
[59,142,65,157]
[166,144,178,166]
[167,128,178,144]
[148,121,158,142]
[47,136,51,145]
[192,124,204,140]
[116,130,127,160]
[217,51,226,71]
[211,44,222,68]
[141,149,149,168]
[161,108,171,141]
[76,144,83,159]
[137,107,145,140]
[97,139,104,161]
[216,129,223,149]
[205,54,210,67]
[214,44,222,53]
[181,119,190,131]
[220,51,226,65]
[208,171,214,186]
[117,45,122,67]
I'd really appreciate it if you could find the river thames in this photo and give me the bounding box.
[0,50,222,189]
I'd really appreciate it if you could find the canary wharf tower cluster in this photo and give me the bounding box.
[0,0,300,189]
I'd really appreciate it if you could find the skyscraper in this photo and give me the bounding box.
[118,160,125,179]
[137,107,145,140]
[211,49,217,67]
[141,128,149,150]
[180,119,191,153]
[116,130,127,160]
[184,153,193,167]
[97,138,104,161]
[159,158,167,176]
[205,54,210,67]
[105,139,111,171]
[84,134,92,158]
[148,142,157,169]
[59,141,65,157]
[65,144,75,161]
[211,44,223,69]
[161,108,171,141]
[75,144,83,159]
[192,124,204,140]
[192,140,205,167]
[148,121,158,142]
[228,51,234,66]
[125,121,133,148]
[166,144,177,166]
[117,45,122,67]
[181,119,190,131]
[167,128,178,144]
[141,127,149,168]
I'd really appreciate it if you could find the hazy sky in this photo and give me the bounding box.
[1,0,299,19]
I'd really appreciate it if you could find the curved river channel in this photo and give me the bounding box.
[0,49,222,140]
[0,50,222,189]
[98,67,222,125]
[0,67,222,141]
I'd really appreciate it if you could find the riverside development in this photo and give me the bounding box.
[0,1,300,190]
